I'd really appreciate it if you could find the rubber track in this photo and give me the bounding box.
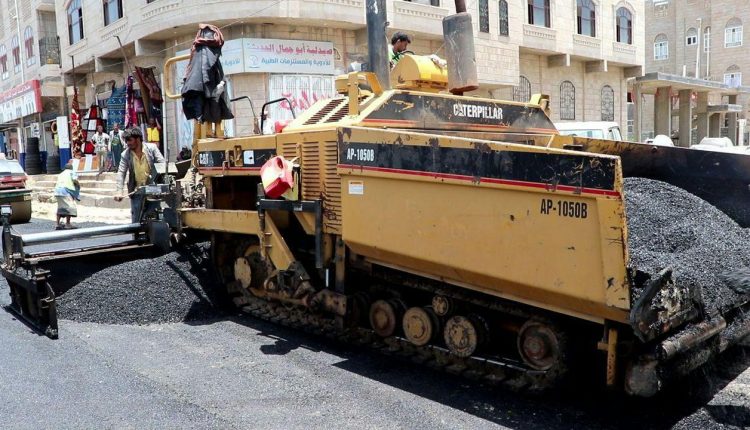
[238,295,554,392]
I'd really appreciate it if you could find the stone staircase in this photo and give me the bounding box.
[26,172,130,209]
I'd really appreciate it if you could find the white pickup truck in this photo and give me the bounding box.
[555,121,623,141]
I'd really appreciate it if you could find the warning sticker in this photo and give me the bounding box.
[243,150,255,165]
[348,180,364,195]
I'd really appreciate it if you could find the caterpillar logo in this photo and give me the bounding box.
[452,103,504,120]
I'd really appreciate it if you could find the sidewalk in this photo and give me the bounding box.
[32,200,131,225]
[26,172,130,211]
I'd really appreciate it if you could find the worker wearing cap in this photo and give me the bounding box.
[114,127,165,222]
[389,32,411,68]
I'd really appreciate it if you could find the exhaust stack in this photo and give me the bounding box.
[366,0,391,90]
[443,1,479,94]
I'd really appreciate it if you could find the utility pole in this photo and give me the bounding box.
[695,18,702,79]
[13,0,25,157]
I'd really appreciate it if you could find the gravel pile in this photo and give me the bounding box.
[55,242,225,325]
[624,177,750,315]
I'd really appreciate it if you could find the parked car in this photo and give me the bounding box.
[0,156,32,223]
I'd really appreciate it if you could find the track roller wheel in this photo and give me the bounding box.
[403,307,440,346]
[431,295,452,317]
[369,299,405,337]
[348,292,371,326]
[212,234,272,307]
[517,319,567,371]
[444,314,488,358]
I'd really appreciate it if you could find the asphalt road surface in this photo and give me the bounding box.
[1,219,749,429]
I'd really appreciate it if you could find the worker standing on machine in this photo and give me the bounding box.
[389,32,411,68]
[114,127,165,222]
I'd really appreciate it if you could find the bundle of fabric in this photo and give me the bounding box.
[107,84,127,127]
[181,23,234,123]
[81,104,103,154]
[69,86,84,159]
[125,75,138,128]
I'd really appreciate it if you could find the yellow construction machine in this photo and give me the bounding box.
[3,0,750,398]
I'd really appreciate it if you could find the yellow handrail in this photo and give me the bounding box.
[163,54,191,100]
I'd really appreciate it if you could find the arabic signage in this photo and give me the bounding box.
[0,80,42,123]
[244,38,335,75]
[176,38,335,76]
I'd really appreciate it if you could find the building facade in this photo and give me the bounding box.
[644,0,750,141]
[42,0,642,159]
[0,0,63,156]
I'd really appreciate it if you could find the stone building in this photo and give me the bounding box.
[45,0,643,158]
[644,0,750,142]
[0,0,63,156]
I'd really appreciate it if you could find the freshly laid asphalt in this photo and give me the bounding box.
[0,219,749,430]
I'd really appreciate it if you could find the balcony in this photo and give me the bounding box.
[522,24,557,54]
[38,36,60,66]
[35,0,55,12]
[141,0,181,21]
[391,0,449,37]
[571,34,601,59]
[611,41,638,66]
[295,0,366,27]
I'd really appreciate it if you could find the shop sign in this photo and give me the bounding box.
[0,80,42,123]
[244,38,334,75]
[177,38,335,76]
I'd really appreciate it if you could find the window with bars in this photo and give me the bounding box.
[601,85,614,122]
[499,0,509,36]
[479,0,489,33]
[560,81,575,120]
[11,36,19,73]
[616,7,633,44]
[528,0,550,28]
[104,0,124,26]
[68,0,84,44]
[23,26,34,66]
[514,76,531,102]
[725,18,743,48]
[577,0,595,37]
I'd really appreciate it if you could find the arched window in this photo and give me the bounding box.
[479,0,490,33]
[24,26,34,66]
[528,0,550,28]
[704,26,711,53]
[725,18,743,48]
[560,81,575,120]
[514,76,531,102]
[11,35,19,72]
[67,0,84,44]
[616,7,633,44]
[601,85,614,122]
[725,65,742,87]
[685,27,698,46]
[498,0,509,36]
[0,45,7,79]
[654,33,669,60]
[577,0,596,37]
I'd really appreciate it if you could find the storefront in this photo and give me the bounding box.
[0,79,43,162]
